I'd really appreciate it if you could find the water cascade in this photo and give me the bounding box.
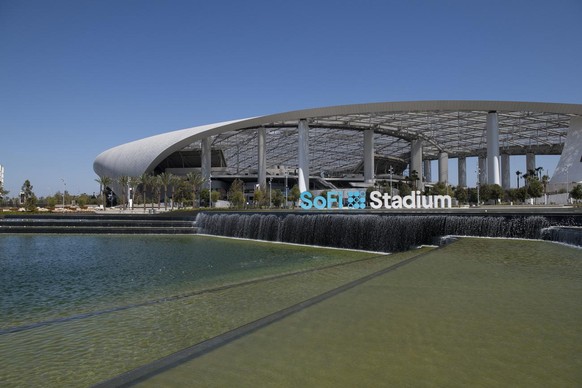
[540,226,582,247]
[196,213,567,252]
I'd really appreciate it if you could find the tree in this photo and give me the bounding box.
[523,169,536,188]
[272,189,284,207]
[46,196,57,209]
[479,184,493,203]
[468,187,478,204]
[430,182,449,195]
[151,175,162,209]
[454,186,468,204]
[0,182,8,201]
[138,173,152,212]
[172,177,190,208]
[507,187,527,203]
[254,187,266,208]
[489,184,504,204]
[128,176,140,209]
[409,170,420,191]
[169,174,184,209]
[535,166,543,180]
[200,189,220,207]
[515,170,522,188]
[210,190,220,205]
[200,188,210,205]
[76,193,90,207]
[95,175,112,210]
[397,181,411,197]
[158,172,174,210]
[186,171,205,208]
[228,179,245,208]
[570,184,582,203]
[21,180,37,211]
[527,178,544,198]
[288,184,301,208]
[117,175,129,209]
[0,184,9,207]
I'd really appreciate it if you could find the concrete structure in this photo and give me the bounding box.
[549,116,582,191]
[486,112,500,185]
[93,101,582,196]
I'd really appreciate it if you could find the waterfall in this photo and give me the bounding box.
[196,213,567,252]
[540,226,582,247]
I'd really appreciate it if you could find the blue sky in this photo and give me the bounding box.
[1,0,581,197]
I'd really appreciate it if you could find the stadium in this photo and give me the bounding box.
[93,100,582,204]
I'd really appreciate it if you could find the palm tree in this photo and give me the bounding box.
[186,171,205,208]
[410,170,420,191]
[158,172,174,210]
[128,176,140,210]
[522,171,530,187]
[95,175,112,210]
[535,166,543,180]
[139,173,152,213]
[117,175,129,209]
[169,174,183,210]
[150,175,162,210]
[515,170,522,188]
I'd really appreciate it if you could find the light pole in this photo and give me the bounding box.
[209,174,212,208]
[476,168,480,206]
[284,167,288,209]
[60,178,66,208]
[269,177,272,208]
[388,165,394,197]
[566,163,572,204]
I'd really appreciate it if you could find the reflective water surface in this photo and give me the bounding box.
[0,234,391,387]
[140,238,582,388]
[1,235,580,387]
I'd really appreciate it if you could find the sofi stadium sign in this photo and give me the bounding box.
[300,191,452,210]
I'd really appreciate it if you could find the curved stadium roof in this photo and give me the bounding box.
[94,100,582,182]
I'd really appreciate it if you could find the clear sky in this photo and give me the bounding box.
[1,0,581,197]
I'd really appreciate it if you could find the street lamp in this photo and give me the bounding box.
[269,177,272,208]
[60,178,66,208]
[476,168,480,206]
[388,165,394,197]
[208,174,212,208]
[284,167,288,209]
[566,163,572,192]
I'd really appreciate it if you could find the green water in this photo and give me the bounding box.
[139,238,582,388]
[0,234,392,387]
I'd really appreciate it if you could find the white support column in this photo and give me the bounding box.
[298,120,310,193]
[486,111,501,185]
[478,156,487,185]
[438,152,449,184]
[458,157,467,187]
[363,129,374,184]
[258,127,267,189]
[501,153,510,189]
[201,137,212,189]
[526,152,536,174]
[410,139,423,190]
[423,160,432,183]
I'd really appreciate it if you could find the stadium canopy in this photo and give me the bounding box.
[94,100,582,193]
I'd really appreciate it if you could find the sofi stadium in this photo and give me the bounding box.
[93,100,582,203]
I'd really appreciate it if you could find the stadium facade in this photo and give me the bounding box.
[93,100,582,200]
